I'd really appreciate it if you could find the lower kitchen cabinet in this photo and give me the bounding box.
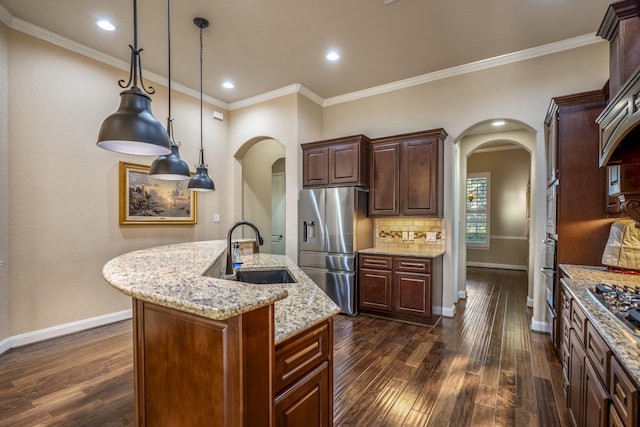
[274,319,333,427]
[560,278,639,427]
[359,254,442,325]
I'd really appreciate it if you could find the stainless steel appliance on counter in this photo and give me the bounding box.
[298,187,373,315]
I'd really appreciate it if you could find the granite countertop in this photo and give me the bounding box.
[102,240,340,344]
[358,244,445,258]
[560,264,640,385]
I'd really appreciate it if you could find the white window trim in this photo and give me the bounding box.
[466,172,490,249]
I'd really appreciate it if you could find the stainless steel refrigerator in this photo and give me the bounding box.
[298,187,373,315]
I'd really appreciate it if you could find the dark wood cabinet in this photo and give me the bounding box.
[302,135,370,188]
[133,300,275,427]
[359,254,441,325]
[558,278,640,427]
[369,129,445,217]
[275,319,333,427]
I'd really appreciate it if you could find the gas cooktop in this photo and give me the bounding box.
[588,283,640,336]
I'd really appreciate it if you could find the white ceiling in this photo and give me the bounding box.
[0,0,613,106]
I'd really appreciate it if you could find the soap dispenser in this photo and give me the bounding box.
[232,242,242,271]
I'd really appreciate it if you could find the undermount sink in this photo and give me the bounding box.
[234,268,297,284]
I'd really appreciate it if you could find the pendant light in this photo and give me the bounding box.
[148,0,191,180]
[97,0,171,156]
[188,17,215,192]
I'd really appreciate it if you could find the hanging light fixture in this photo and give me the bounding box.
[149,0,190,180]
[97,0,171,156]
[188,17,215,192]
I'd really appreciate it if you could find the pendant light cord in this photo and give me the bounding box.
[199,23,205,164]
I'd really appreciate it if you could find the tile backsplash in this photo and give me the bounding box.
[374,218,445,249]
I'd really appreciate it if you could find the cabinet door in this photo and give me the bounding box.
[568,329,586,427]
[359,268,393,312]
[329,142,359,185]
[303,146,329,188]
[401,138,438,216]
[369,142,400,216]
[610,357,638,427]
[275,361,330,427]
[394,271,431,317]
[584,359,610,427]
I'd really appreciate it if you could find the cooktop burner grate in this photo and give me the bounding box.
[587,283,640,336]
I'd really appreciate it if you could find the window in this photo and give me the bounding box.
[466,173,490,248]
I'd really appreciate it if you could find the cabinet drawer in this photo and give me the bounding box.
[570,300,587,345]
[360,254,392,270]
[585,322,611,386]
[275,321,330,394]
[393,257,431,273]
[610,356,638,427]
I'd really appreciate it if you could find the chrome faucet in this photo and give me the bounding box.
[226,221,264,274]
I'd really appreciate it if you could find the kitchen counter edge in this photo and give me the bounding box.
[358,245,445,258]
[560,264,640,386]
[102,240,340,344]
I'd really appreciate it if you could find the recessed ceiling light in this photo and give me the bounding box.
[222,81,234,89]
[492,120,506,127]
[326,51,340,61]
[96,20,115,32]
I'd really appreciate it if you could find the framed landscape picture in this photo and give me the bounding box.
[119,162,197,225]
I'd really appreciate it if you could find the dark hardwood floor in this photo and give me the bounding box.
[0,267,569,426]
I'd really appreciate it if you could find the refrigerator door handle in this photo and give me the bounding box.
[303,221,315,242]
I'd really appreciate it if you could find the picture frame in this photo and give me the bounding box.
[119,161,197,225]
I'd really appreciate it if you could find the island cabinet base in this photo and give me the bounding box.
[274,319,333,427]
[132,300,275,427]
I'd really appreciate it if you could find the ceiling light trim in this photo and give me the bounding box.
[323,32,603,107]
[7,16,228,110]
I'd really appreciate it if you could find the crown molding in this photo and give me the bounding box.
[323,33,604,107]
[7,16,228,110]
[227,83,323,110]
[0,3,12,25]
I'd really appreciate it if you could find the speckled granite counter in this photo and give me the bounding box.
[560,264,640,385]
[102,240,340,344]
[358,244,445,258]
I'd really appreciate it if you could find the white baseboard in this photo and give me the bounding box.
[0,309,132,355]
[441,305,456,318]
[526,297,534,308]
[458,290,467,299]
[530,317,551,334]
[467,262,528,271]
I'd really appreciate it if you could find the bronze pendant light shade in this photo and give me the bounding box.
[188,17,215,192]
[149,0,190,180]
[97,0,171,156]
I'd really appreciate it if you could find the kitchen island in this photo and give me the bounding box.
[103,240,340,427]
[559,264,640,427]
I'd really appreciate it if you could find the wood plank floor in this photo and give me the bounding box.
[0,267,570,426]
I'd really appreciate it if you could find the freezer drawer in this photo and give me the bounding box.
[301,267,357,316]
[298,251,356,272]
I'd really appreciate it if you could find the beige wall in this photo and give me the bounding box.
[241,139,285,253]
[7,30,229,336]
[0,21,9,342]
[229,93,323,259]
[467,148,531,269]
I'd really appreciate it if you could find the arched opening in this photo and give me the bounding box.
[454,120,538,312]
[235,137,286,254]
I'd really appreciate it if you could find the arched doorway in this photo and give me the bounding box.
[237,138,286,254]
[454,120,538,311]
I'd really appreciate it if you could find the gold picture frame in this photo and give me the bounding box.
[119,161,197,225]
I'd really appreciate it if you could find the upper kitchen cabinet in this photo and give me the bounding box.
[369,129,446,217]
[301,135,371,188]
